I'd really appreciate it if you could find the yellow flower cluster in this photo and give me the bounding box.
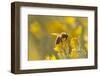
[69,49,79,59]
[52,25,82,59]
[53,36,79,59]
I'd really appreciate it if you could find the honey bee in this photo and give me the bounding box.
[55,32,68,45]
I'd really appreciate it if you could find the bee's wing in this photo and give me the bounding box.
[50,33,59,36]
[55,35,62,45]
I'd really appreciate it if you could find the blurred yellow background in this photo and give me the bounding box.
[28,15,88,60]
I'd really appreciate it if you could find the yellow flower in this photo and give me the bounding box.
[45,55,56,60]
[30,22,43,39]
[64,16,76,25]
[45,55,51,60]
[57,52,66,59]
[69,49,79,58]
[30,22,41,33]
[47,20,67,34]
[83,33,88,42]
[68,37,79,59]
[73,25,82,37]
[51,55,56,60]
[54,44,63,52]
[69,37,79,49]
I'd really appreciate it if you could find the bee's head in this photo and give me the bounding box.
[61,32,68,40]
[55,32,68,45]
